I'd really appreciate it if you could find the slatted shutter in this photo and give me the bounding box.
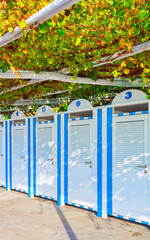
[115,120,144,168]
[37,127,53,159]
[70,124,90,163]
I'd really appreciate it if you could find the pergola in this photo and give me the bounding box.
[0,0,149,113]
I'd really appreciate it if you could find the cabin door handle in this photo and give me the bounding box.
[137,165,147,168]
[48,158,54,164]
[84,161,92,164]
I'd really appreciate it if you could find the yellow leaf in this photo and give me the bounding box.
[75,37,81,46]
[143,77,148,84]
[18,19,26,30]
[124,68,130,75]
[140,63,144,68]
[10,66,16,73]
[23,49,27,54]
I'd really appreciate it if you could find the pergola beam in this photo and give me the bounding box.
[0,70,148,97]
[12,97,68,106]
[0,0,80,48]
[93,40,150,68]
[57,40,150,75]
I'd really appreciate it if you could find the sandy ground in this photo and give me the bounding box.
[0,188,149,240]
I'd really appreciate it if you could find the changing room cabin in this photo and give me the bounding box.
[0,89,150,226]
[32,105,59,202]
[106,89,150,225]
[63,99,98,213]
[62,89,150,225]
[2,106,62,205]
[9,110,31,196]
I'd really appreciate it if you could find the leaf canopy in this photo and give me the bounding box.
[0,0,149,109]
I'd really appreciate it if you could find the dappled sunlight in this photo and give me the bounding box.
[68,122,96,209]
[37,173,56,186]
[12,127,28,192]
[36,124,57,199]
[91,177,97,183]
[113,117,149,222]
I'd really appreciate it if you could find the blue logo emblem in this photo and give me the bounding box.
[16,111,19,117]
[42,106,46,112]
[125,91,132,100]
[76,100,81,107]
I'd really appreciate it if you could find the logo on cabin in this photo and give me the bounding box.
[125,91,132,100]
[42,106,46,112]
[76,100,81,107]
[16,111,19,117]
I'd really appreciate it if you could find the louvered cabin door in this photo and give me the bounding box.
[12,127,28,192]
[113,114,149,222]
[68,121,93,208]
[36,124,57,200]
[0,129,5,186]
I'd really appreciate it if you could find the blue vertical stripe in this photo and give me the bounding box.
[33,117,36,196]
[57,115,61,205]
[5,121,8,191]
[97,109,102,217]
[64,113,68,204]
[107,107,112,215]
[9,121,12,189]
[28,118,31,197]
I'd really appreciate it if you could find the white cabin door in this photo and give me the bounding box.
[113,115,149,223]
[68,122,93,208]
[12,128,28,192]
[0,129,5,186]
[36,125,57,200]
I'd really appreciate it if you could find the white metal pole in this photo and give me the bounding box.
[0,0,81,48]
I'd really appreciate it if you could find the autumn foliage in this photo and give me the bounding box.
[0,0,149,106]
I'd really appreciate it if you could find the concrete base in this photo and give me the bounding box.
[0,188,149,240]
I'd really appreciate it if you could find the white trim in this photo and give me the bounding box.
[30,118,34,198]
[7,121,10,191]
[92,109,97,211]
[60,115,65,206]
[102,108,107,219]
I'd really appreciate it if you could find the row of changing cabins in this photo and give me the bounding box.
[0,89,150,225]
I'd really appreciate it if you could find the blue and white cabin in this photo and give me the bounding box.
[106,89,150,225]
[33,105,58,202]
[10,110,30,194]
[0,114,5,188]
[0,89,150,226]
[63,99,98,212]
